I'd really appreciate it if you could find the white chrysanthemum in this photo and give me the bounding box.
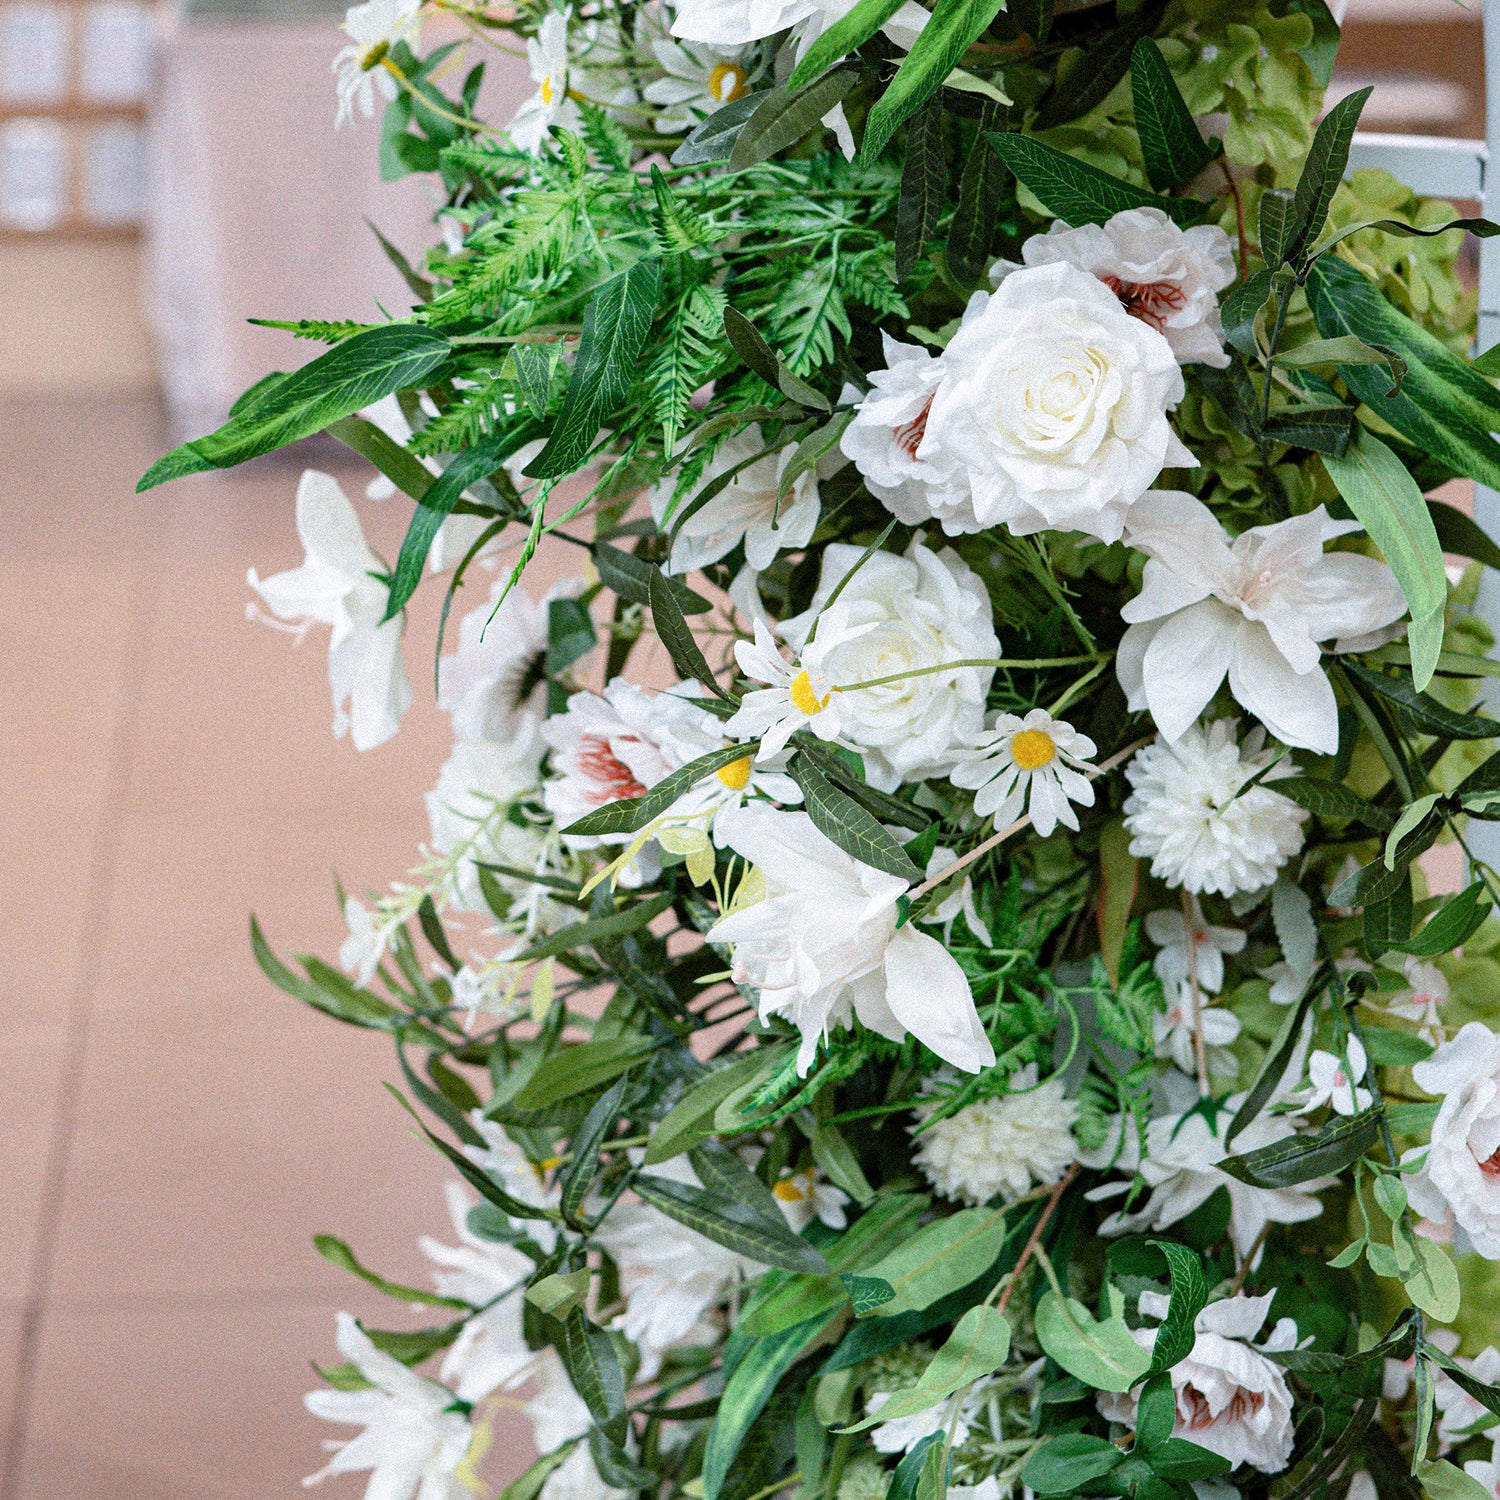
[949,708,1096,835]
[1123,720,1307,897]
[839,336,979,536]
[911,1064,1079,1205]
[331,0,423,127]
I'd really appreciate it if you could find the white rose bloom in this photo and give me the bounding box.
[509,11,580,153]
[911,1064,1079,1205]
[1405,1023,1500,1258]
[304,1312,473,1500]
[648,426,820,576]
[1123,720,1307,897]
[1003,209,1237,368]
[1096,1293,1296,1473]
[839,336,980,536]
[1146,902,1246,994]
[918,263,1194,543]
[247,469,413,752]
[1117,490,1407,753]
[1088,1101,1331,1261]
[781,539,999,792]
[331,0,423,127]
[707,805,995,1075]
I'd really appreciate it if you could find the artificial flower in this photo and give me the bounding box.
[332,0,423,126]
[911,1064,1079,1205]
[1154,983,1242,1078]
[781,539,999,791]
[866,1382,990,1455]
[1436,1348,1500,1448]
[340,895,392,985]
[1405,1023,1500,1258]
[1298,1036,1373,1116]
[1465,1442,1500,1499]
[247,468,412,751]
[668,0,925,53]
[642,37,753,132]
[1117,490,1407,752]
[463,1111,561,1251]
[772,1166,850,1230]
[1096,1293,1296,1472]
[525,1353,625,1500]
[721,619,853,759]
[919,847,992,947]
[508,11,579,153]
[949,708,1097,835]
[1001,209,1237,367]
[839,336,979,535]
[304,1312,473,1500]
[648,426,820,575]
[918,264,1194,542]
[1387,955,1450,1044]
[1123,720,1307,897]
[1146,902,1246,993]
[707,805,995,1075]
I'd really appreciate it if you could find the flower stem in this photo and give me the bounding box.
[1182,888,1211,1097]
[997,1163,1079,1316]
[834,655,1098,692]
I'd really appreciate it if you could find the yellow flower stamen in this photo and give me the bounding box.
[707,62,748,103]
[790,669,829,717]
[773,1177,808,1202]
[537,1154,565,1174]
[1011,729,1056,771]
[717,755,753,790]
[539,74,556,103]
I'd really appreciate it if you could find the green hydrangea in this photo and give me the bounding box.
[836,1453,890,1500]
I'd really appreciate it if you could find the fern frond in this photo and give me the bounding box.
[409,373,514,456]
[651,168,717,255]
[246,318,372,342]
[580,104,632,172]
[646,284,727,453]
[763,256,849,376]
[836,249,907,318]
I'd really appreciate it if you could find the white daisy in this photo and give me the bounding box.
[508,11,579,153]
[949,708,1097,836]
[331,0,423,127]
[721,619,861,759]
[771,1166,850,1231]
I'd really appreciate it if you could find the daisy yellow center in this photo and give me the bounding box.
[717,755,753,790]
[773,1177,809,1202]
[790,669,829,717]
[536,1155,564,1175]
[540,74,556,103]
[708,62,749,103]
[1011,728,1056,771]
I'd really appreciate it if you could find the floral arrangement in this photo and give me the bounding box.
[141,2,1500,1499]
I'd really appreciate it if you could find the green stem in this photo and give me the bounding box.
[835,655,1097,692]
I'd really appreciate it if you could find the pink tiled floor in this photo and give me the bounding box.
[0,397,527,1497]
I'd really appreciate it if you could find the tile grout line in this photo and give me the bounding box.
[0,538,160,1500]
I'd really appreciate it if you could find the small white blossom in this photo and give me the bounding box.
[304,1312,472,1500]
[1117,490,1407,753]
[721,619,853,760]
[919,847,992,947]
[1298,1036,1373,1117]
[1436,1347,1500,1448]
[509,11,579,153]
[1386,955,1450,1044]
[911,1064,1079,1205]
[1465,1442,1500,1500]
[1123,720,1307,897]
[708,805,995,1075]
[642,37,753,132]
[772,1166,850,1231]
[866,1383,990,1455]
[949,708,1096,835]
[1146,902,1246,993]
[341,896,393,985]
[331,0,423,127]
[1154,983,1242,1078]
[248,469,412,751]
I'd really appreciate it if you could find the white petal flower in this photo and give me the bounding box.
[866,1382,990,1455]
[642,37,753,132]
[1117,490,1407,752]
[1096,1294,1295,1472]
[1465,1441,1500,1498]
[248,469,413,751]
[919,847,992,947]
[1436,1348,1500,1448]
[1002,208,1237,368]
[462,1111,561,1253]
[839,336,980,536]
[304,1312,473,1500]
[669,0,927,55]
[331,0,423,127]
[781,539,999,792]
[341,895,393,985]
[1403,1023,1500,1258]
[524,1353,626,1500]
[721,619,854,760]
[1123,720,1307,897]
[918,263,1194,543]
[1298,1036,1373,1116]
[1385,955,1450,1044]
[707,804,995,1075]
[648,426,820,575]
[771,1166,850,1230]
[508,11,580,153]
[1154,983,1242,1078]
[949,708,1097,835]
[1145,902,1246,993]
[911,1064,1079,1205]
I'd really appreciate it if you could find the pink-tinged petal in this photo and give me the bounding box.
[1227,622,1339,753]
[1140,599,1238,742]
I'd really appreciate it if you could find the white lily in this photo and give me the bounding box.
[248,469,412,751]
[1117,490,1407,753]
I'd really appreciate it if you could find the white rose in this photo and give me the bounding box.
[1097,1293,1296,1473]
[1002,208,1237,368]
[919,262,1194,542]
[839,335,980,536]
[782,538,998,791]
[670,0,927,53]
[1406,1023,1500,1257]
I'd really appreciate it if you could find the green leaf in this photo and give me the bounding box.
[644,1048,791,1165]
[841,1306,1010,1429]
[1259,188,1298,267]
[1222,267,1273,354]
[511,892,678,964]
[862,1207,1011,1317]
[790,0,911,88]
[593,542,712,615]
[1390,881,1491,958]
[559,1074,628,1225]
[1221,1106,1383,1189]
[1279,337,1406,396]
[1272,879,1319,983]
[1343,660,1497,740]
[650,165,716,253]
[722,306,831,411]
[527,258,663,479]
[512,344,558,420]
[730,69,859,169]
[1423,1345,1500,1424]
[1147,1439,1231,1482]
[1322,430,1446,690]
[314,1234,473,1310]
[1021,1434,1123,1494]
[1262,403,1355,457]
[1418,1460,1496,1500]
[1007,0,1051,43]
[1361,1028,1434,1067]
[496,1443,581,1500]
[1275,1397,1378,1500]
[788,753,921,881]
[1034,1286,1153,1392]
[1431,498,1500,572]
[139,324,451,489]
[562,743,759,838]
[1405,1235,1462,1322]
[1032,0,1166,130]
[1130,39,1217,192]
[1134,1371,1176,1451]
[895,97,946,280]
[670,91,763,165]
[328,414,436,501]
[842,1274,895,1314]
[559,1305,626,1425]
[526,1268,593,1318]
[887,1434,943,1500]
[250,917,404,1030]
[946,103,1010,289]
[1386,794,1441,869]
[1226,976,1323,1145]
[1287,86,1372,262]
[1273,776,1395,829]
[1316,215,1500,262]
[860,0,1006,163]
[632,1174,831,1274]
[1097,818,1138,987]
[1147,1241,1210,1372]
[510,1034,664,1110]
[985,132,1209,230]
[809,1119,875,1205]
[1307,256,1500,492]
[648,566,734,700]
